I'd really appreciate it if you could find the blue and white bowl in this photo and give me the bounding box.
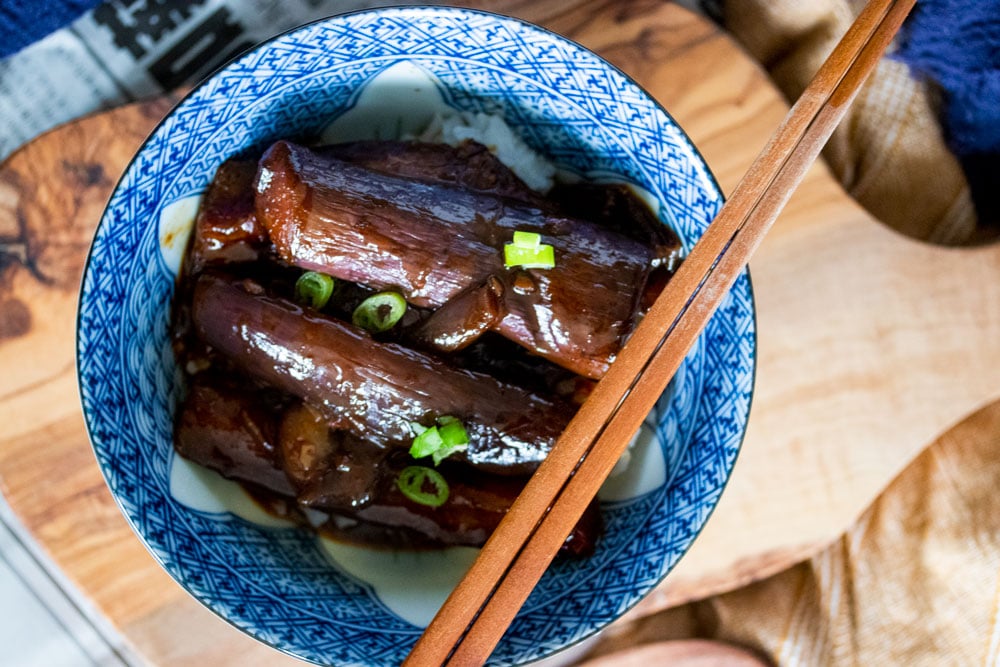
[77,7,755,666]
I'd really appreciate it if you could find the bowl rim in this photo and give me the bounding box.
[75,5,757,665]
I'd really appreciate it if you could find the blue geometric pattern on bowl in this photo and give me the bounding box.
[77,7,755,666]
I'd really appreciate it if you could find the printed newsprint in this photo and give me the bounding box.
[0,0,435,160]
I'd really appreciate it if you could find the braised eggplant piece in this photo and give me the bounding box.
[549,181,683,270]
[187,158,269,273]
[174,377,296,497]
[349,461,599,554]
[275,400,533,548]
[278,402,382,510]
[409,276,507,353]
[320,140,547,206]
[178,384,599,554]
[255,140,654,379]
[172,158,272,363]
[191,273,572,475]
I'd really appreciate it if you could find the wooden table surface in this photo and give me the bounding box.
[2,1,999,664]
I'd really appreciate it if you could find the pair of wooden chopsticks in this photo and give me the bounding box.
[405,0,916,664]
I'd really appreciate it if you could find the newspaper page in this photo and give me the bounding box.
[0,0,440,161]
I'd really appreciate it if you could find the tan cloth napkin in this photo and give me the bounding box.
[585,398,1000,665]
[717,0,978,244]
[576,3,996,663]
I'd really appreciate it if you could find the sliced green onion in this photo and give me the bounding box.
[409,425,444,459]
[437,418,469,448]
[504,243,555,269]
[396,466,449,507]
[512,230,541,248]
[432,418,469,465]
[432,444,466,466]
[352,291,407,332]
[408,416,470,465]
[294,271,335,309]
[505,230,555,269]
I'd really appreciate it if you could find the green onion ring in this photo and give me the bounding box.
[294,271,335,309]
[352,291,407,332]
[396,466,449,508]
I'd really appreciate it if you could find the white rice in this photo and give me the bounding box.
[416,112,558,193]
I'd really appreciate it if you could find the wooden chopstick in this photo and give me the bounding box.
[405,0,916,663]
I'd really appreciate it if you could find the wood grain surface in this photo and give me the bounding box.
[1,1,997,664]
[577,640,770,667]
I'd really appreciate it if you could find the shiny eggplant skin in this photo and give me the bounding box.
[255,140,654,379]
[548,181,682,270]
[191,273,574,475]
[409,276,507,353]
[319,140,547,205]
[174,377,296,497]
[278,401,383,511]
[176,382,599,554]
[165,138,692,556]
[349,462,598,554]
[187,158,269,273]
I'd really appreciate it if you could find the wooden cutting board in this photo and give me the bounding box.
[2,1,999,664]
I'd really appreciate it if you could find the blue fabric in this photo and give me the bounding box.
[896,0,1000,225]
[0,0,101,58]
